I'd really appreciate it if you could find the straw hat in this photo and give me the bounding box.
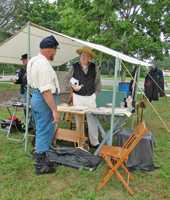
[76,46,97,58]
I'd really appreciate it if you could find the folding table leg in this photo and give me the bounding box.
[7,107,17,139]
[94,137,107,156]
[7,107,26,142]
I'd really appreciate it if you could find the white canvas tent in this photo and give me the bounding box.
[0,22,152,151]
[0,22,152,67]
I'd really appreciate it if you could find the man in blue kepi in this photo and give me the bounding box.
[27,35,60,175]
[10,54,34,131]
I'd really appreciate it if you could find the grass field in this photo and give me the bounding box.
[0,85,170,199]
[100,75,170,83]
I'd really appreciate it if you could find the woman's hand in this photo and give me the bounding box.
[72,84,81,91]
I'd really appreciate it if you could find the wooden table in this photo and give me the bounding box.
[54,107,88,147]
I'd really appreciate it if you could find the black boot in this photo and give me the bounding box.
[35,152,56,175]
[45,154,58,168]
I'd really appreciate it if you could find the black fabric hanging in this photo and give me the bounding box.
[124,66,138,111]
[144,67,164,102]
[129,66,138,100]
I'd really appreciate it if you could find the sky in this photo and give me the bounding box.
[48,0,56,3]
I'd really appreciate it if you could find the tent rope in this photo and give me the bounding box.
[2,87,13,101]
[118,57,170,133]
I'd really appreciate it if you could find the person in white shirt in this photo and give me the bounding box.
[63,46,102,148]
[27,35,60,175]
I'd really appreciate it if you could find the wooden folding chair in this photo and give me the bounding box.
[96,120,148,196]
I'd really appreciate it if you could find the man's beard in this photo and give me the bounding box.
[49,54,54,61]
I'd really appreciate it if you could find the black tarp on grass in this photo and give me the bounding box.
[28,145,101,171]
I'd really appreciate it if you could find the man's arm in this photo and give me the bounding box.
[42,90,59,123]
[10,68,25,84]
[63,65,74,89]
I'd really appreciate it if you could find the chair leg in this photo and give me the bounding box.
[137,104,139,123]
[84,124,89,145]
[97,159,134,195]
[115,170,134,196]
[120,163,134,181]
[69,117,77,147]
[74,142,77,148]
[96,168,115,191]
[65,113,69,122]
[102,160,116,176]
[102,166,111,176]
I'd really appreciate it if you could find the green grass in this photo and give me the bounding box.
[100,75,145,82]
[0,80,11,82]
[102,85,170,95]
[0,88,170,199]
[101,75,170,83]
[0,83,20,90]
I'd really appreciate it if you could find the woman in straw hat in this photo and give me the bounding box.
[63,46,102,148]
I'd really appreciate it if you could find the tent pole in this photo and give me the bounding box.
[131,65,141,129]
[99,52,102,75]
[109,56,118,146]
[56,66,59,77]
[117,59,120,86]
[148,103,150,124]
[25,21,30,152]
